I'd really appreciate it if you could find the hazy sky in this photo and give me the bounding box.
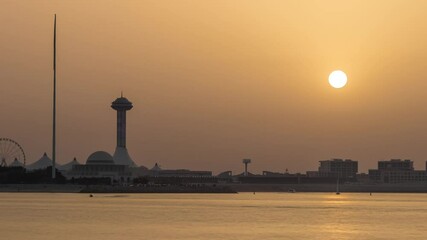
[2,0,427,173]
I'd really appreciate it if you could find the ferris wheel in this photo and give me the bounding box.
[0,138,26,167]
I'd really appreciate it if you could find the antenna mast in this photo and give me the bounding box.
[52,14,57,179]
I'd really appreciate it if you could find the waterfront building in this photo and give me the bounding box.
[151,169,212,177]
[262,171,293,177]
[68,151,131,182]
[65,95,139,181]
[146,163,212,177]
[306,171,324,177]
[217,171,232,178]
[217,171,233,183]
[378,159,413,170]
[143,163,215,184]
[369,159,427,183]
[307,159,358,178]
[319,159,358,178]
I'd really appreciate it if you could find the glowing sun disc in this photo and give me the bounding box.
[328,70,347,88]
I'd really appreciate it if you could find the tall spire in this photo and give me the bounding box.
[52,14,57,179]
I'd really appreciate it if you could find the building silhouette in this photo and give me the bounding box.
[306,159,358,178]
[111,95,137,167]
[369,159,427,183]
[68,151,131,183]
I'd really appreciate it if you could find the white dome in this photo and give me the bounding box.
[86,151,114,165]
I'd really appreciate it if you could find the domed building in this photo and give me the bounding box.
[68,151,132,182]
[87,151,115,165]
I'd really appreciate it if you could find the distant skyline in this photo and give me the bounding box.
[2,1,427,173]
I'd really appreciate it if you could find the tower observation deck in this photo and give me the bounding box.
[111,95,137,167]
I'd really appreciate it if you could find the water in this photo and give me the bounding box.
[1,192,426,240]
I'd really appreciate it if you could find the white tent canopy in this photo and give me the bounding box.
[9,159,24,167]
[58,157,80,171]
[27,152,62,170]
[151,163,162,171]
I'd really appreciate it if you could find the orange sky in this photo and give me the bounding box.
[2,0,427,173]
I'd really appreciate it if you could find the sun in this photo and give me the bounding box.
[328,70,347,89]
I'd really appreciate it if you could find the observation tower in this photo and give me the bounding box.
[111,94,137,167]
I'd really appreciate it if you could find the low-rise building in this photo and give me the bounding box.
[144,163,215,184]
[369,159,427,183]
[67,151,132,183]
[307,159,358,179]
[378,159,413,171]
[319,159,358,178]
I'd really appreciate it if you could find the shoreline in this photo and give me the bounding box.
[0,183,426,193]
[0,184,83,193]
[80,185,237,193]
[0,184,237,194]
[223,183,427,193]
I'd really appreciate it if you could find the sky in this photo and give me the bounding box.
[2,0,427,174]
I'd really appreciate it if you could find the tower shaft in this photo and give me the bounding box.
[116,110,127,148]
[242,159,251,176]
[111,95,135,167]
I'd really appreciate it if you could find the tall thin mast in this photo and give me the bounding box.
[52,14,57,179]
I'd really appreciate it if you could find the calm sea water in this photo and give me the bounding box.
[1,192,426,240]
